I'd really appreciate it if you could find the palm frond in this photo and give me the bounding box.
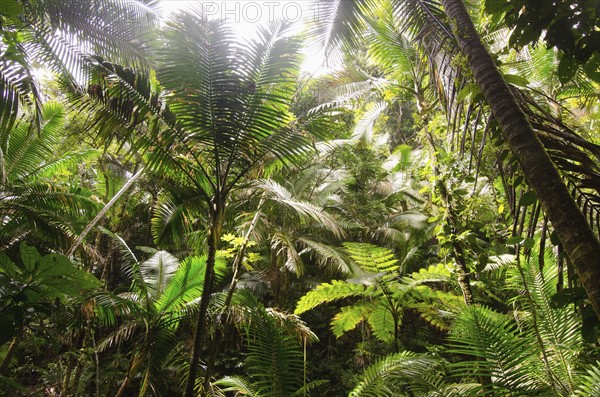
[140,250,180,299]
[214,376,259,396]
[448,305,545,395]
[257,179,345,238]
[307,0,371,61]
[349,351,441,397]
[575,362,600,397]
[297,237,354,275]
[154,255,228,314]
[506,253,582,392]
[229,290,305,397]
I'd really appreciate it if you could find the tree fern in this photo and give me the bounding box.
[366,302,397,342]
[331,301,375,337]
[296,244,461,345]
[295,280,369,315]
[343,242,399,273]
[0,102,99,247]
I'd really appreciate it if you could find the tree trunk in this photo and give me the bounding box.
[202,195,266,390]
[0,335,19,375]
[441,0,600,319]
[184,197,225,397]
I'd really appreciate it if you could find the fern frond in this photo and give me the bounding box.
[294,280,368,315]
[343,242,398,273]
[214,376,259,396]
[331,301,375,337]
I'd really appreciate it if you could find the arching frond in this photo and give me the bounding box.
[343,242,399,273]
[575,362,600,397]
[448,305,545,395]
[214,376,259,396]
[228,290,305,397]
[295,280,368,315]
[140,250,180,299]
[297,237,353,275]
[506,253,582,392]
[257,179,345,238]
[154,255,228,314]
[349,351,442,397]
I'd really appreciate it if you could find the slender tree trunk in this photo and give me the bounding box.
[0,335,19,375]
[184,197,225,397]
[441,0,600,319]
[115,354,141,397]
[68,167,145,257]
[62,325,87,395]
[202,195,266,390]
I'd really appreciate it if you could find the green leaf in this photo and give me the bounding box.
[557,55,577,85]
[0,252,19,280]
[519,191,536,206]
[506,236,524,245]
[19,242,41,273]
[582,54,600,83]
[33,254,101,297]
[513,175,524,187]
[504,74,529,87]
[332,302,373,337]
[295,280,366,315]
[368,305,397,343]
[0,0,22,17]
[343,243,398,273]
[456,83,481,103]
[155,254,228,314]
[523,238,535,249]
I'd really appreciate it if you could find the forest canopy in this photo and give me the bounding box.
[0,1,599,396]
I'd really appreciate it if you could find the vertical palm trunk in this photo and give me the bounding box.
[184,197,225,397]
[202,195,266,391]
[441,0,600,319]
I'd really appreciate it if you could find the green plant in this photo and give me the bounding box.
[0,241,100,382]
[448,254,590,396]
[93,231,228,396]
[78,12,324,393]
[295,243,462,351]
[215,290,322,397]
[0,102,98,247]
[0,242,101,345]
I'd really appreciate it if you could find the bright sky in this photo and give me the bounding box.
[159,1,332,75]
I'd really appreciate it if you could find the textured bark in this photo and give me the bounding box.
[442,0,600,319]
[184,197,225,397]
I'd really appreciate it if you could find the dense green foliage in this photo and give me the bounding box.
[0,0,599,396]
